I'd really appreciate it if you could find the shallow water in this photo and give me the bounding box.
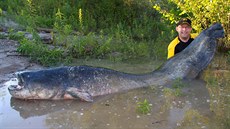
[0,58,230,129]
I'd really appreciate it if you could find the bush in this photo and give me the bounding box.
[153,0,230,50]
[17,38,71,66]
[1,0,175,66]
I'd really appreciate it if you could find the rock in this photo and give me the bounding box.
[24,32,53,44]
[0,39,43,86]
[0,16,24,31]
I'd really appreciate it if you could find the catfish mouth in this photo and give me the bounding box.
[8,73,25,91]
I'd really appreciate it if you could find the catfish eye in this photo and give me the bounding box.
[16,75,24,86]
[18,81,23,86]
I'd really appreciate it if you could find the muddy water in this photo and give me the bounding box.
[0,79,211,129]
[0,57,230,129]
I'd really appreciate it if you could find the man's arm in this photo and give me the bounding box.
[167,37,179,59]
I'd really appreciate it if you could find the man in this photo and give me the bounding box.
[167,18,198,59]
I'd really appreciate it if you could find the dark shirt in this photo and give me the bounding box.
[175,38,194,54]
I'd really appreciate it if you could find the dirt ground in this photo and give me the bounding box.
[0,39,43,85]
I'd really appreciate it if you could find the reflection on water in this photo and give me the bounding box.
[1,57,230,129]
[10,98,93,119]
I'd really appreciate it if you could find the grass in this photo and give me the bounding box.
[136,99,152,115]
[15,28,169,66]
[17,37,72,66]
[163,78,186,97]
[163,87,183,97]
[202,55,230,129]
[8,29,24,40]
[0,0,174,66]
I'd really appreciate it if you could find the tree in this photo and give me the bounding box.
[153,0,229,49]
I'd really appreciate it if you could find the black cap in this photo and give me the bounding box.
[176,18,192,26]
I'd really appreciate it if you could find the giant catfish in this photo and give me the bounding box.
[7,23,224,102]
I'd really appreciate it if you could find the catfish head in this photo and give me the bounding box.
[7,71,63,99]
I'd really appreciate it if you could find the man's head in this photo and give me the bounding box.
[176,18,192,41]
[176,18,191,27]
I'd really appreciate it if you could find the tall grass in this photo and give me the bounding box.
[0,0,175,66]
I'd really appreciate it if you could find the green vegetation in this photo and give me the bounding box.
[153,0,229,50]
[137,99,152,114]
[0,0,228,66]
[8,29,24,40]
[0,8,2,16]
[163,87,183,97]
[17,38,70,66]
[177,109,209,128]
[172,78,186,89]
[0,0,174,66]
[202,56,230,129]
[163,78,186,97]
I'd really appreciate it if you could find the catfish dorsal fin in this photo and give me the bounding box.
[66,87,93,102]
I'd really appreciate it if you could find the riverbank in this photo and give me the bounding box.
[0,39,42,85]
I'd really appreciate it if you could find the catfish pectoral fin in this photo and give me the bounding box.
[66,87,93,102]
